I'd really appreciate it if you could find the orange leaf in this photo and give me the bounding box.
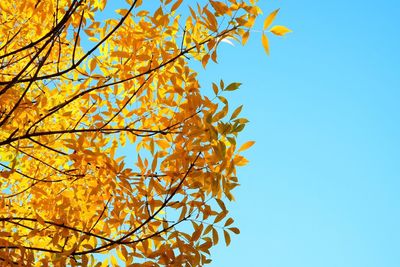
[238,141,255,152]
[224,217,234,227]
[261,33,270,55]
[228,227,240,234]
[171,0,183,12]
[223,230,231,246]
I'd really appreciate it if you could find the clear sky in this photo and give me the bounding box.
[200,0,400,266]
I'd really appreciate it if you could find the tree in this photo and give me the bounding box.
[0,0,288,265]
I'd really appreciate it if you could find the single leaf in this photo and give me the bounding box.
[151,152,158,172]
[242,30,250,45]
[220,79,225,89]
[263,9,279,30]
[89,58,97,72]
[214,210,227,223]
[171,0,183,12]
[224,217,234,227]
[230,105,243,120]
[204,224,213,235]
[223,230,231,246]
[238,141,255,152]
[270,25,292,36]
[111,255,118,267]
[101,259,109,267]
[228,227,240,234]
[212,228,219,244]
[218,95,228,105]
[212,83,218,95]
[202,54,210,68]
[224,82,241,91]
[261,33,270,55]
[210,0,228,15]
[216,198,226,211]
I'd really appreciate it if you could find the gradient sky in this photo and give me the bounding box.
[197,0,400,266]
[98,0,400,266]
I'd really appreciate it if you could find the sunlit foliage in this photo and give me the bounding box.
[0,0,287,265]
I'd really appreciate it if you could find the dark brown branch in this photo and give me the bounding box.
[0,125,182,147]
[0,29,21,52]
[8,143,80,179]
[0,0,79,61]
[0,245,62,254]
[73,101,97,130]
[88,196,112,234]
[0,162,63,183]
[0,0,139,87]
[99,74,152,130]
[43,27,237,118]
[28,137,68,156]
[0,217,114,243]
[72,9,85,65]
[3,181,40,199]
[0,31,58,127]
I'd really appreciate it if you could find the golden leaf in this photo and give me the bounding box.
[262,33,270,55]
[263,9,280,30]
[238,141,255,152]
[270,25,292,36]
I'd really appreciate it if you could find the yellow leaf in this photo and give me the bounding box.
[1,0,277,264]
[238,141,255,152]
[101,259,109,267]
[263,9,279,30]
[242,30,250,45]
[261,33,270,55]
[270,25,292,36]
[234,155,249,166]
[151,152,158,172]
[111,255,118,266]
[116,247,126,262]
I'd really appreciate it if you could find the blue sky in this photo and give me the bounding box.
[201,0,400,266]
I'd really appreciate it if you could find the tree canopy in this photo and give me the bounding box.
[0,0,288,265]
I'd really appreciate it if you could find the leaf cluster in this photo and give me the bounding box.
[0,0,279,265]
